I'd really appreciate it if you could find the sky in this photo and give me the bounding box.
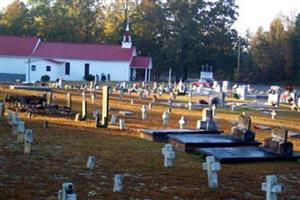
[1,0,300,35]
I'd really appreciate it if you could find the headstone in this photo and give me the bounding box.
[58,182,77,200]
[7,110,13,126]
[162,144,175,167]
[268,94,280,107]
[81,100,87,120]
[208,91,225,106]
[94,113,100,128]
[162,111,169,126]
[47,92,52,104]
[17,121,25,143]
[86,156,96,170]
[261,175,282,200]
[188,101,192,111]
[141,105,147,120]
[202,156,221,188]
[152,95,157,103]
[58,78,64,89]
[236,86,246,100]
[113,174,123,192]
[24,129,33,154]
[101,86,109,128]
[12,115,19,135]
[44,121,48,129]
[119,119,125,130]
[231,115,255,142]
[27,112,33,120]
[264,126,293,156]
[67,93,72,109]
[130,98,134,105]
[178,116,186,129]
[222,81,229,92]
[202,108,213,121]
[211,104,216,117]
[148,102,152,110]
[271,110,277,120]
[75,113,81,122]
[111,114,117,124]
[91,93,96,104]
[0,101,4,119]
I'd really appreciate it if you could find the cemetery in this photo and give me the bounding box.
[0,80,300,200]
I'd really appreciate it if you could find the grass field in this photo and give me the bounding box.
[0,86,300,200]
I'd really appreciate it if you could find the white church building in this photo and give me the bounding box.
[0,24,152,82]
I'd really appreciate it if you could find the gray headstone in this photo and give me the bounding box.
[101,86,109,128]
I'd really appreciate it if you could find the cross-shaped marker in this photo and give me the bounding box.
[162,144,175,167]
[202,156,221,188]
[178,116,186,129]
[271,110,277,120]
[262,175,282,200]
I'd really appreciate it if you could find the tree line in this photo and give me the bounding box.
[1,0,300,84]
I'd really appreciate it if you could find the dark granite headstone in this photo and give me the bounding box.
[264,126,293,156]
[231,115,255,142]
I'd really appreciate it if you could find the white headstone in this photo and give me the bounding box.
[119,119,125,130]
[271,110,277,120]
[188,101,192,111]
[211,104,216,117]
[162,144,175,167]
[141,105,147,120]
[178,116,186,129]
[113,174,123,192]
[222,81,229,92]
[24,129,33,154]
[111,114,117,124]
[202,156,221,188]
[268,94,280,107]
[86,156,96,170]
[17,120,25,143]
[162,111,169,126]
[58,182,77,200]
[148,102,152,110]
[130,98,134,105]
[261,175,282,200]
[236,86,246,100]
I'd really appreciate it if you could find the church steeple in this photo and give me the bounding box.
[122,0,132,49]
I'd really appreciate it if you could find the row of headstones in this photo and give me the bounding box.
[163,144,282,200]
[61,145,282,200]
[107,107,217,131]
[7,111,33,154]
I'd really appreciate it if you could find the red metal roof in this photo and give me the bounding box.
[32,42,135,61]
[130,56,152,69]
[0,36,39,56]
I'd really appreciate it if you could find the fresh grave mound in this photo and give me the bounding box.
[139,128,220,142]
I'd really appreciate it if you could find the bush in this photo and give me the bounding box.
[41,75,50,82]
[101,73,106,82]
[84,74,95,81]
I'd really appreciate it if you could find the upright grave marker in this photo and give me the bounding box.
[67,93,72,109]
[262,175,282,200]
[113,175,123,192]
[17,121,25,142]
[81,100,87,120]
[99,86,109,128]
[162,111,169,126]
[0,101,4,119]
[162,144,175,167]
[179,116,186,129]
[58,182,77,200]
[24,129,33,154]
[202,156,221,188]
[141,105,147,120]
[87,156,96,171]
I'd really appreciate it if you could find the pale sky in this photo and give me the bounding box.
[1,0,300,35]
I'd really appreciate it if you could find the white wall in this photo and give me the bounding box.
[31,58,131,81]
[0,56,28,75]
[29,59,62,81]
[0,56,132,82]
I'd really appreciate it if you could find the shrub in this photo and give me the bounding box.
[84,74,95,81]
[41,75,50,82]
